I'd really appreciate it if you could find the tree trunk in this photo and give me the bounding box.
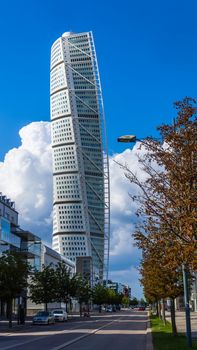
[44,303,48,312]
[156,300,159,317]
[158,301,162,319]
[87,303,90,316]
[7,299,13,328]
[79,302,82,317]
[1,299,5,316]
[161,298,166,325]
[170,298,177,337]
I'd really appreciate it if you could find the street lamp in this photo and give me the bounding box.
[182,264,192,347]
[117,135,137,143]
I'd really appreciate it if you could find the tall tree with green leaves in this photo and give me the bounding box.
[54,261,78,312]
[92,284,108,312]
[76,276,92,316]
[0,251,29,328]
[106,289,116,306]
[29,264,57,311]
[121,296,130,308]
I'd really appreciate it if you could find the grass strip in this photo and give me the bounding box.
[150,315,197,350]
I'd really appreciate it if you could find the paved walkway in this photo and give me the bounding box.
[166,311,197,338]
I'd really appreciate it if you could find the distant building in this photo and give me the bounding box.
[50,31,110,282]
[107,281,131,298]
[27,244,75,315]
[0,193,42,270]
[76,256,93,285]
[0,193,75,315]
[42,244,75,272]
[0,193,20,254]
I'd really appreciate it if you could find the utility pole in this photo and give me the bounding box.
[182,264,192,347]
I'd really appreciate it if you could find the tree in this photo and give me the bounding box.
[121,296,130,308]
[130,297,139,307]
[76,276,92,316]
[0,251,29,328]
[106,289,116,306]
[119,97,197,265]
[54,261,78,312]
[29,264,57,311]
[114,292,123,308]
[139,240,183,332]
[92,284,108,312]
[117,97,197,335]
[139,298,146,306]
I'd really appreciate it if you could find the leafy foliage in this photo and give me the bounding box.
[29,264,57,311]
[0,251,29,301]
[0,251,29,327]
[92,284,108,306]
[118,97,197,332]
[54,262,78,302]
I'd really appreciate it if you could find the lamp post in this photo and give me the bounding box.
[182,264,192,347]
[117,134,149,147]
[117,135,137,143]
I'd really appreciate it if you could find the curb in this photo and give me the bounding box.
[0,324,32,334]
[146,312,153,350]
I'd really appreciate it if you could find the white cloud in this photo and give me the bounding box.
[109,146,146,257]
[108,146,147,298]
[0,122,53,242]
[0,123,146,297]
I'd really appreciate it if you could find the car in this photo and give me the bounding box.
[32,311,55,325]
[138,306,145,311]
[106,306,112,312]
[112,305,116,312]
[52,309,68,322]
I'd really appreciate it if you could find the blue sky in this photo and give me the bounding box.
[1,0,197,159]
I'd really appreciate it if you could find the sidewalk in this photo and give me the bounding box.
[166,311,197,339]
[0,316,33,333]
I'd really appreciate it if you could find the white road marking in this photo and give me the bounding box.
[51,320,117,350]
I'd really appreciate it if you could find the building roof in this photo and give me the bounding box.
[43,244,75,268]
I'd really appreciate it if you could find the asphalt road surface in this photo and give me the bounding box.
[0,310,149,350]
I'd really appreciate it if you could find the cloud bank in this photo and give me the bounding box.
[0,122,53,242]
[0,122,145,297]
[109,148,146,298]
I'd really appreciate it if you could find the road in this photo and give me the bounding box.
[0,310,150,350]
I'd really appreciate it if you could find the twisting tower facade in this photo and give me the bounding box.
[50,32,110,280]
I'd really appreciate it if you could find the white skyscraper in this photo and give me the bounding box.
[50,31,110,280]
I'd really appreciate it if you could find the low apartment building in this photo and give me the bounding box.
[0,193,75,316]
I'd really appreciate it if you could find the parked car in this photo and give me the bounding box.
[112,305,116,312]
[52,309,68,322]
[32,311,55,325]
[106,305,112,312]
